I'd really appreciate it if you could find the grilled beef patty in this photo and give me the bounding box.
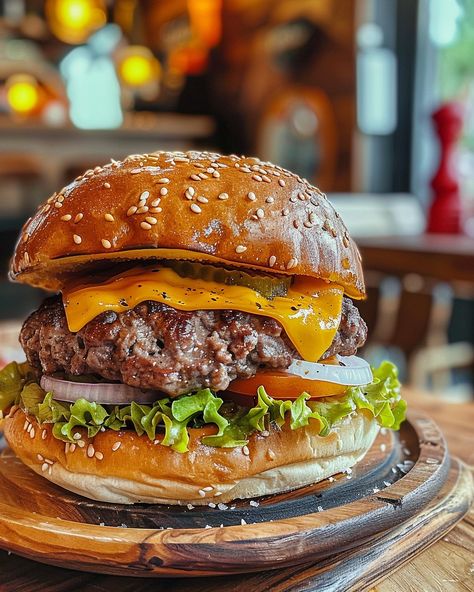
[20,296,367,396]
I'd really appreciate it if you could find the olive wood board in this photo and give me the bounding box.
[0,412,466,581]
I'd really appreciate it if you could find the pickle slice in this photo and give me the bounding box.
[164,260,291,299]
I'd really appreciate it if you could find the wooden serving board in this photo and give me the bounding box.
[0,412,470,581]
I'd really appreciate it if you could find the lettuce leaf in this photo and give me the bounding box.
[1,360,407,452]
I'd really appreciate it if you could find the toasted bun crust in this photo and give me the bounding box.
[4,408,378,504]
[11,151,364,298]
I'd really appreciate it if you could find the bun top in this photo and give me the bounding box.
[10,151,365,298]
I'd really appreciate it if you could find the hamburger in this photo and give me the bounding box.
[0,151,406,505]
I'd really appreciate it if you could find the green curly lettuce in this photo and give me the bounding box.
[0,360,406,452]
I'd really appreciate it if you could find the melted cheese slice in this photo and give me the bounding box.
[63,268,344,362]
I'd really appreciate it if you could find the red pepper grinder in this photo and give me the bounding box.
[426,102,464,234]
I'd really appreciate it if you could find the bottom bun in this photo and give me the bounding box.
[3,408,379,505]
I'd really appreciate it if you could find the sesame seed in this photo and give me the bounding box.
[41,462,49,472]
[54,202,63,209]
[252,174,262,182]
[136,206,149,214]
[73,234,82,245]
[127,206,137,216]
[190,204,202,214]
[262,175,271,183]
[212,171,220,178]
[57,194,65,203]
[149,207,162,213]
[112,442,121,451]
[304,221,313,228]
[282,208,290,216]
[269,255,276,267]
[160,187,168,196]
[235,245,247,253]
[73,432,81,440]
[197,196,209,203]
[141,221,152,230]
[44,458,53,465]
[157,178,170,184]
[249,500,259,507]
[42,430,47,440]
[190,174,200,181]
[187,187,195,197]
[287,258,298,269]
[87,444,95,458]
[61,214,72,221]
[138,199,147,208]
[242,445,250,456]
[186,503,194,510]
[65,443,70,454]
[37,454,43,461]
[26,423,32,433]
[104,213,114,222]
[293,220,299,229]
[101,239,112,249]
[77,440,85,448]
[95,451,104,460]
[70,444,76,453]
[140,190,150,201]
[218,192,229,201]
[217,503,228,510]
[241,518,247,525]
[247,192,256,201]
[151,198,161,207]
[145,216,157,225]
[207,167,215,174]
[266,196,274,203]
[202,486,213,492]
[104,182,111,189]
[198,489,206,497]
[267,450,276,459]
[279,179,286,187]
[74,213,83,223]
[208,502,216,508]
[214,491,223,497]
[256,208,265,219]
[198,172,208,179]
[289,196,297,203]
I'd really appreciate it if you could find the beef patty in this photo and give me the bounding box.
[20,296,367,396]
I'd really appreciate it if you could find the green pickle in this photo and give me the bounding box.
[164,260,292,299]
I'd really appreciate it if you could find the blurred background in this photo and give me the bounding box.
[0,0,472,400]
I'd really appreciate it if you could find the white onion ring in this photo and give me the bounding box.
[283,355,373,386]
[40,375,159,404]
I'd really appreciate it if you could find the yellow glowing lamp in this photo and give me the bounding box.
[46,0,106,44]
[6,75,40,114]
[118,46,161,88]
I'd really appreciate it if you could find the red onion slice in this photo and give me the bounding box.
[40,375,159,404]
[284,355,373,386]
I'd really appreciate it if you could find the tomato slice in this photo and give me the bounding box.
[228,371,347,400]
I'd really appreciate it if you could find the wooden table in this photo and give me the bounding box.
[0,389,472,591]
[358,234,474,287]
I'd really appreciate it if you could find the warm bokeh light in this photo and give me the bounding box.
[187,0,222,48]
[117,46,161,88]
[6,75,40,114]
[46,0,106,44]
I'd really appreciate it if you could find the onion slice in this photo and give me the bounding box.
[283,355,373,386]
[40,375,159,404]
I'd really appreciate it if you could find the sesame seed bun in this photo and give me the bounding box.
[10,151,365,298]
[3,408,378,504]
